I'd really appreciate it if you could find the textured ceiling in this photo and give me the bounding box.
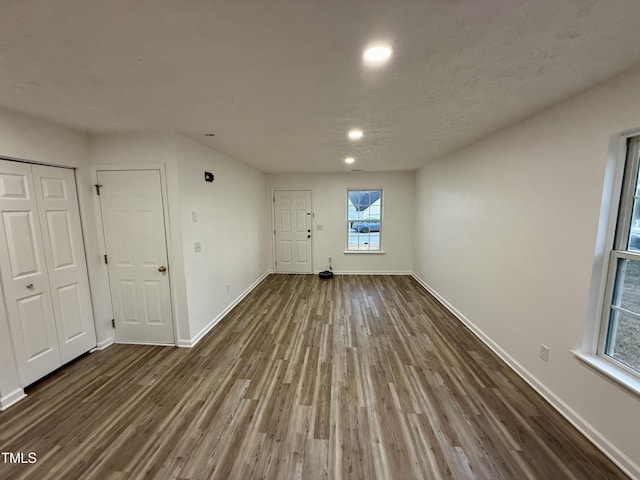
[1,1,640,173]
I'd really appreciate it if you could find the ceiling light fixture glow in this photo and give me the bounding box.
[363,45,392,64]
[348,129,363,140]
[344,157,355,164]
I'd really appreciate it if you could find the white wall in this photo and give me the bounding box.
[176,135,269,344]
[89,133,270,346]
[0,107,97,409]
[267,172,414,274]
[413,65,640,477]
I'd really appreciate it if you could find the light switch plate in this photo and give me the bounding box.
[192,211,198,222]
[539,344,550,362]
[194,242,201,253]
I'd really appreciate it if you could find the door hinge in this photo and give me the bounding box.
[274,229,276,235]
[94,184,103,195]
[111,319,115,328]
[272,197,275,203]
[104,254,108,265]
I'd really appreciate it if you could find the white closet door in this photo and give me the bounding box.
[0,160,62,386]
[33,165,96,363]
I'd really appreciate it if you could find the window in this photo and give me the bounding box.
[347,190,382,251]
[601,137,640,376]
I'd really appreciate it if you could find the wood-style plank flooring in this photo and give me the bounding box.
[0,275,629,479]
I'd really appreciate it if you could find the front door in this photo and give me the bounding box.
[274,190,312,273]
[97,169,174,344]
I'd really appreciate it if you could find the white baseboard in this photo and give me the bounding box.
[0,388,26,411]
[313,270,411,275]
[410,272,640,480]
[179,271,269,348]
[96,337,115,350]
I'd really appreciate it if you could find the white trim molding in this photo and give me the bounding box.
[315,270,410,275]
[96,337,115,351]
[411,272,640,480]
[343,250,386,255]
[0,388,26,411]
[178,271,270,348]
[572,351,640,399]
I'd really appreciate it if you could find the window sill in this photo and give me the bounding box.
[343,250,386,254]
[571,350,640,398]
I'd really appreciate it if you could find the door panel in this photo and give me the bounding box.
[296,241,307,263]
[142,280,163,324]
[97,169,174,344]
[33,165,96,363]
[274,190,312,273]
[18,294,55,360]
[281,241,292,263]
[45,211,75,268]
[57,283,84,340]
[2,211,41,277]
[0,160,62,385]
[0,172,29,199]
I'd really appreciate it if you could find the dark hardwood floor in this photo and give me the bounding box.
[0,274,628,479]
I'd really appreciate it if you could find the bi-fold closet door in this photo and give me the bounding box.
[0,160,96,387]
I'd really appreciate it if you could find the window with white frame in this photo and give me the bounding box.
[347,190,382,251]
[601,136,640,376]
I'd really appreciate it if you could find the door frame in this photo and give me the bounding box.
[271,188,313,274]
[92,164,177,346]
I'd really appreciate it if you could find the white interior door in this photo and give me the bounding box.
[274,190,312,273]
[0,160,62,386]
[33,165,96,364]
[97,169,174,344]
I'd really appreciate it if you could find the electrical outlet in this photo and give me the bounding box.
[192,211,198,222]
[226,284,230,293]
[539,344,550,362]
[194,242,201,253]
[316,224,323,231]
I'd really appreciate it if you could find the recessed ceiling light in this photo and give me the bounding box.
[204,133,216,137]
[345,157,355,164]
[348,129,363,140]
[363,45,392,64]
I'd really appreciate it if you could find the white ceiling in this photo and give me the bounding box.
[1,1,640,173]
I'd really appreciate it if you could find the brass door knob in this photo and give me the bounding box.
[158,265,167,272]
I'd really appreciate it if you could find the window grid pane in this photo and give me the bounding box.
[604,251,640,374]
[347,190,381,251]
[628,196,640,252]
[606,307,640,372]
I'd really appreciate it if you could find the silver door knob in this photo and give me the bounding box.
[158,265,167,273]
[26,283,34,289]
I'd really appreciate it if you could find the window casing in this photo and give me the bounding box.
[600,137,640,377]
[347,190,382,251]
